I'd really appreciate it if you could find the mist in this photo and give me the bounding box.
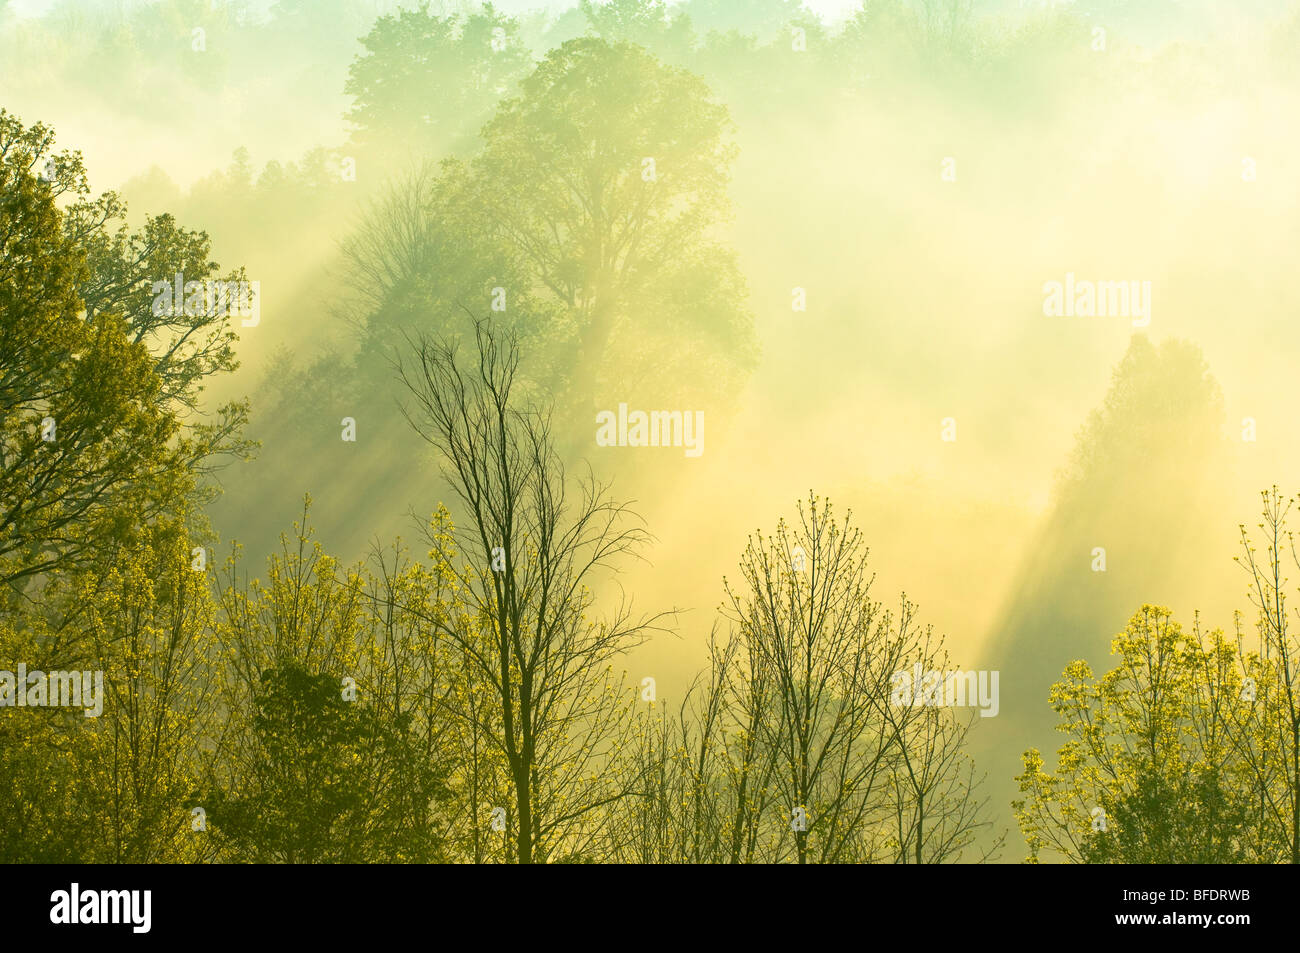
[5,0,1300,861]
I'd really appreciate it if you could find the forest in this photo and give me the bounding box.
[3,0,1300,864]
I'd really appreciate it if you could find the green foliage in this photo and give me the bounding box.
[0,110,249,593]
[204,660,451,863]
[345,3,533,164]
[0,510,219,862]
[1014,605,1279,863]
[471,36,756,415]
[9,1,1300,868]
[0,110,244,862]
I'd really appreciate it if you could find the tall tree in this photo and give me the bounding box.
[396,318,671,863]
[0,111,250,592]
[471,37,755,417]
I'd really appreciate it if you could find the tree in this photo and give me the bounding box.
[318,35,756,486]
[0,507,220,863]
[205,502,455,863]
[207,661,371,862]
[604,632,735,863]
[338,159,567,394]
[204,659,451,863]
[0,110,249,864]
[581,0,696,60]
[0,110,250,592]
[344,3,533,165]
[715,493,997,862]
[884,687,1004,863]
[1014,605,1262,863]
[604,495,1000,864]
[1014,488,1300,865]
[471,37,755,417]
[1234,486,1300,863]
[396,318,671,863]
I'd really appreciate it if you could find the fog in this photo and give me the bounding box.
[6,0,1299,854]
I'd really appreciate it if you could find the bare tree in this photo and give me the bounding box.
[395,317,671,863]
[606,629,737,863]
[336,160,443,327]
[1234,486,1300,863]
[882,634,1003,863]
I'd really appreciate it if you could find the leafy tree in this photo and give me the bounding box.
[279,34,755,508]
[0,111,250,592]
[580,0,696,60]
[0,110,250,864]
[0,508,220,863]
[338,159,569,396]
[206,503,455,863]
[345,3,533,165]
[204,659,450,863]
[470,36,756,417]
[1014,605,1262,863]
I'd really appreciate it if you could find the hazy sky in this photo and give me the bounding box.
[8,0,867,19]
